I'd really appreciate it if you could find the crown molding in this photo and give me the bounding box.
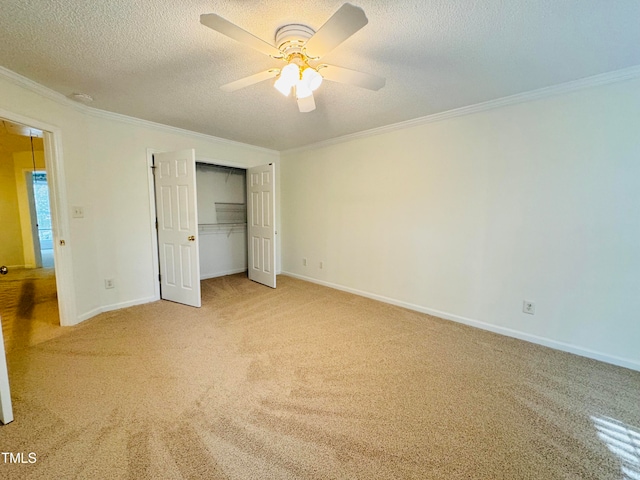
[4,63,640,157]
[0,66,278,156]
[283,64,640,155]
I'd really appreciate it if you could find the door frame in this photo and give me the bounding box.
[0,108,76,326]
[146,149,249,300]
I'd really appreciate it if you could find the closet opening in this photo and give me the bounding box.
[195,163,248,280]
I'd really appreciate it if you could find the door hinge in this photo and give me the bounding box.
[155,218,158,229]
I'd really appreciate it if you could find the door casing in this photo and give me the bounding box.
[0,108,76,326]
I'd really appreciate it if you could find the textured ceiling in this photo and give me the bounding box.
[1,1,639,151]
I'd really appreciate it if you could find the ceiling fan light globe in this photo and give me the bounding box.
[274,77,292,96]
[303,68,323,91]
[295,80,313,99]
[281,63,300,82]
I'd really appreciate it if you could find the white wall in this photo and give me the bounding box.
[198,226,247,279]
[280,77,640,370]
[0,70,279,325]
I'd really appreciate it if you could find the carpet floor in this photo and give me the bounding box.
[1,273,639,479]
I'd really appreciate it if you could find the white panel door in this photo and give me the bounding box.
[154,150,201,307]
[0,315,13,424]
[247,163,276,288]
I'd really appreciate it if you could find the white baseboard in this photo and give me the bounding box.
[281,271,640,372]
[75,295,158,325]
[200,268,247,280]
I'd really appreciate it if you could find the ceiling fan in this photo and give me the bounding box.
[200,3,385,113]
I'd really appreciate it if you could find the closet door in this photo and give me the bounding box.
[247,163,276,288]
[154,149,201,307]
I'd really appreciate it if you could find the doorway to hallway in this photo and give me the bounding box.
[0,118,60,342]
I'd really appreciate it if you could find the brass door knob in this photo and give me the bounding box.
[188,235,195,241]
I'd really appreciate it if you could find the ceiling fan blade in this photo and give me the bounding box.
[319,65,385,91]
[304,3,368,59]
[200,14,282,58]
[220,69,280,92]
[297,93,316,113]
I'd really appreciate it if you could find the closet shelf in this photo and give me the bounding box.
[214,202,246,224]
[198,223,247,237]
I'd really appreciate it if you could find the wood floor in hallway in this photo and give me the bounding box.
[0,267,61,352]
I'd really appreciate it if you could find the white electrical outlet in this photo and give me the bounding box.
[72,206,84,218]
[302,258,307,267]
[523,300,535,315]
[105,278,115,289]
[319,261,324,269]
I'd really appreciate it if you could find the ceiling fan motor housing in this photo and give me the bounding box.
[275,24,315,58]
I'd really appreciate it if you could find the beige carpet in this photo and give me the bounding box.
[1,273,639,479]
